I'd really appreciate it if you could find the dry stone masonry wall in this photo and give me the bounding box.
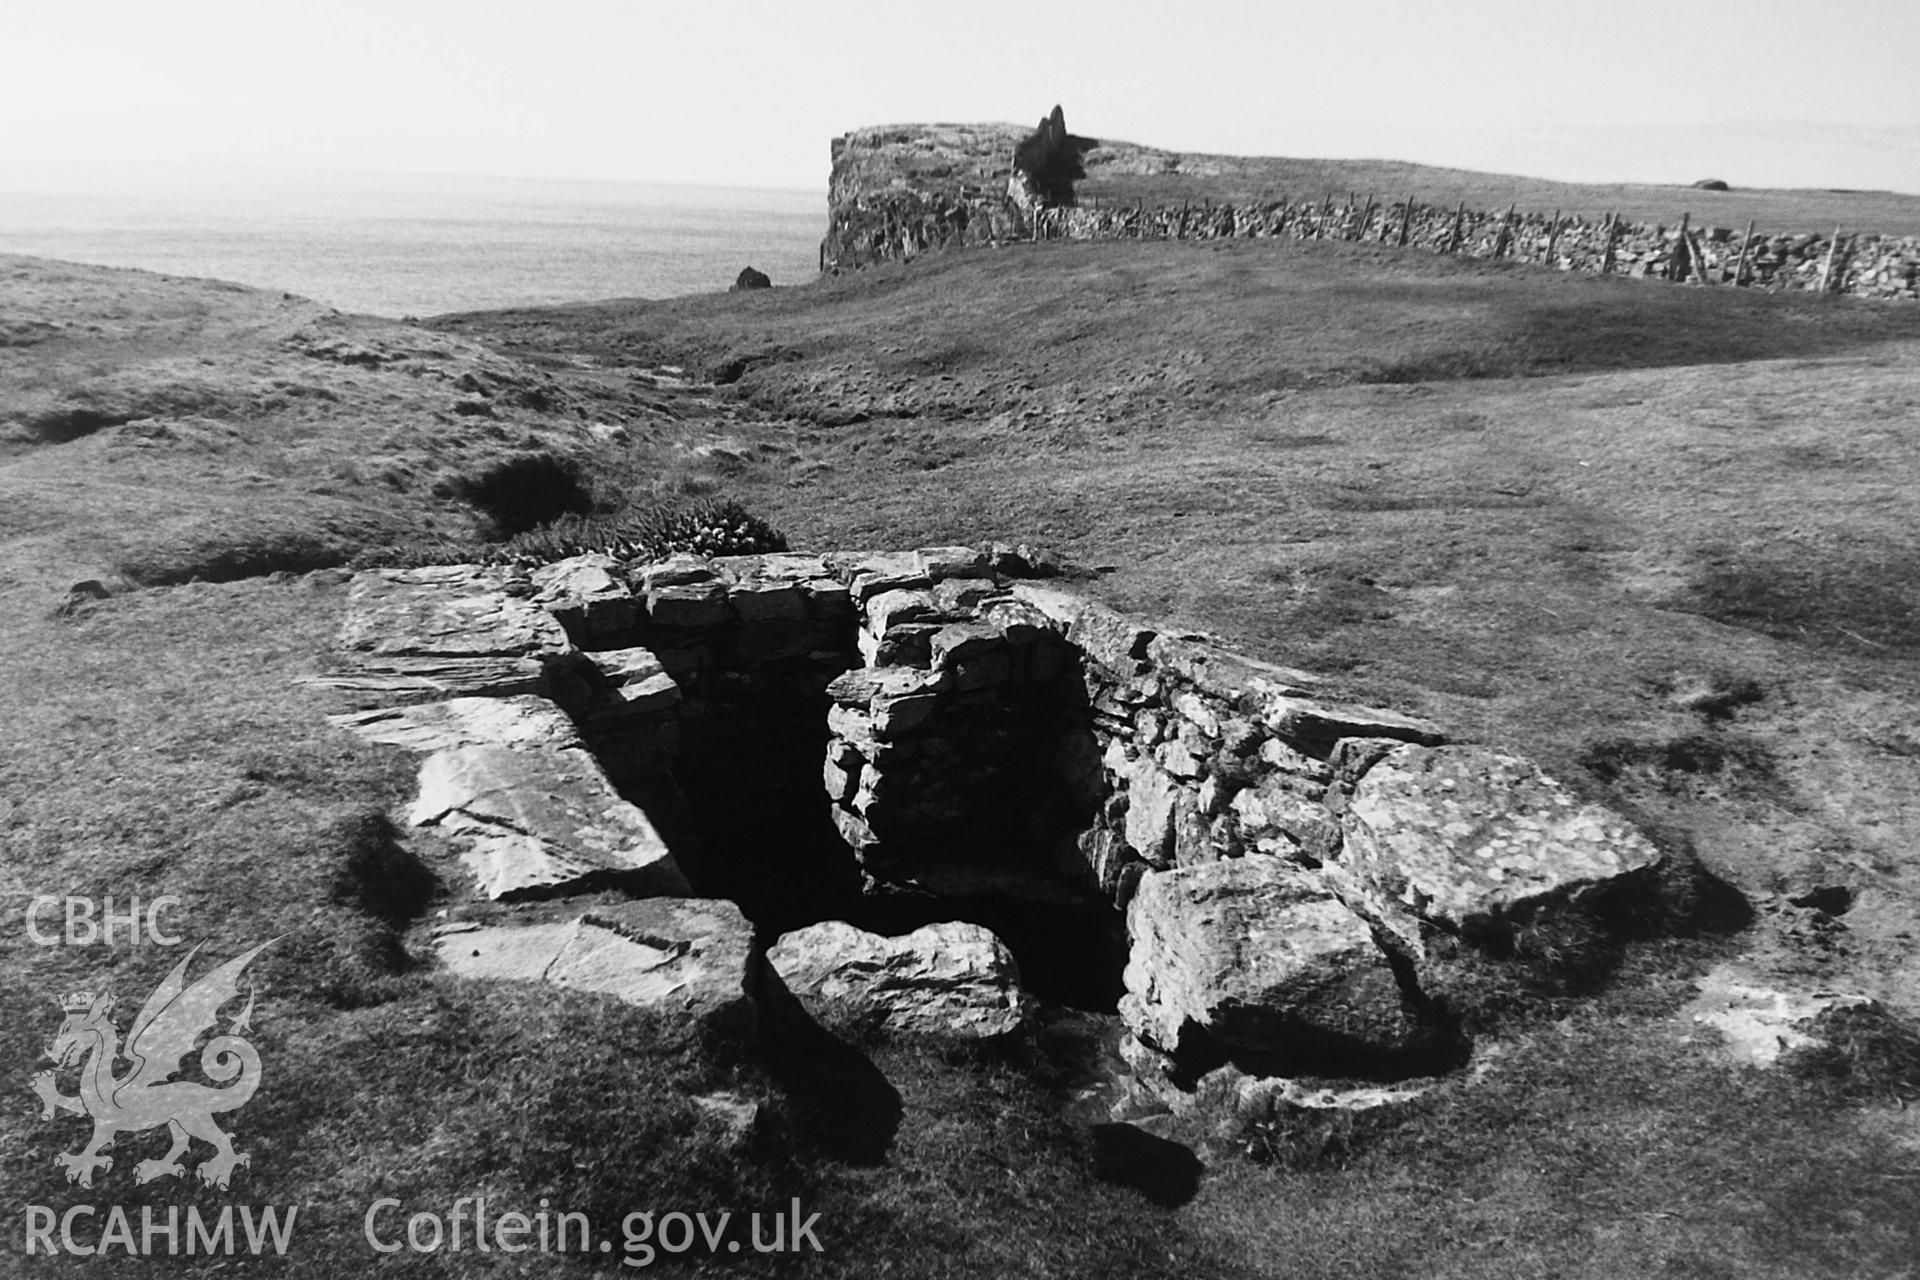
[306,544,1672,1074]
[822,144,1920,300]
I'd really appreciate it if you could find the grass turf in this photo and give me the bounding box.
[5,231,1920,1274]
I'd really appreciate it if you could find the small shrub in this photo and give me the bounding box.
[496,497,788,565]
[627,497,789,559]
[1013,105,1098,208]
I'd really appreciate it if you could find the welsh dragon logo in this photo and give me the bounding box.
[31,938,278,1190]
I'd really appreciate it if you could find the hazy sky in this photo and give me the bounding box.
[7,0,1918,194]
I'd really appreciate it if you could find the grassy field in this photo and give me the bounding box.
[5,225,1920,1276]
[1077,157,1920,236]
[836,121,1920,232]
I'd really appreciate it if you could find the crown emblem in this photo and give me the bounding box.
[59,991,96,1012]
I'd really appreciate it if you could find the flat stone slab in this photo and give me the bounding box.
[1260,695,1444,752]
[298,655,548,707]
[844,551,932,604]
[1338,744,1665,941]
[638,552,719,590]
[407,744,688,900]
[583,646,682,719]
[329,694,583,753]
[339,565,572,659]
[531,553,638,640]
[727,577,809,623]
[1008,583,1152,672]
[1681,965,1874,1067]
[1120,856,1411,1057]
[914,545,988,579]
[435,898,751,1025]
[711,551,835,583]
[1145,633,1325,702]
[767,920,1029,1039]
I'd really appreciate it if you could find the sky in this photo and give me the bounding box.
[5,0,1918,195]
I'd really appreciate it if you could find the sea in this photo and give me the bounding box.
[0,164,825,318]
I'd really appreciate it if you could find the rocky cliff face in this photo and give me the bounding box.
[821,123,1026,273]
[819,118,1391,272]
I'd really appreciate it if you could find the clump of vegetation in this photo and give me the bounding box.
[1683,542,1920,656]
[1577,731,1778,787]
[1239,1103,1407,1171]
[1784,1003,1920,1104]
[1013,105,1099,208]
[501,497,789,565]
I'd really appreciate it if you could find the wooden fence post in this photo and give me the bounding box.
[1733,219,1756,287]
[1689,228,1714,286]
[1356,193,1375,241]
[1601,212,1618,274]
[1491,203,1517,258]
[1668,212,1691,280]
[1446,201,1466,253]
[1545,209,1561,265]
[1398,194,1414,247]
[1819,224,1844,292]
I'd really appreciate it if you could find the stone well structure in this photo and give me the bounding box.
[306,544,1666,1070]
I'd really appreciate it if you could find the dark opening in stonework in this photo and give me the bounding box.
[561,602,1130,1012]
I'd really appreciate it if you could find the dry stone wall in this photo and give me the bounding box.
[824,183,1920,301]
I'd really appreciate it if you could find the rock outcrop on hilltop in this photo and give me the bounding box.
[1009,104,1098,210]
[310,543,1685,1080]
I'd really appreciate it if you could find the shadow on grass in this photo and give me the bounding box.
[1676,539,1920,656]
[749,957,903,1166]
[1090,1123,1204,1206]
[453,450,596,537]
[1422,847,1754,1042]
